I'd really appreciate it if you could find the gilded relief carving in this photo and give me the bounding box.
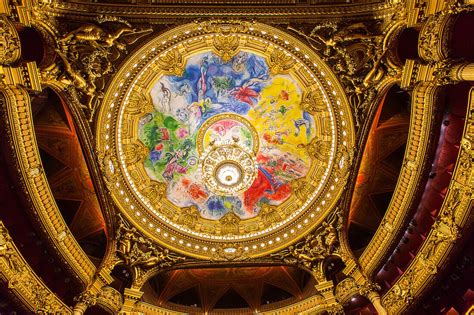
[287,19,401,131]
[52,20,152,120]
[212,34,241,63]
[0,16,21,65]
[271,211,343,282]
[268,48,296,75]
[155,48,185,77]
[114,216,186,288]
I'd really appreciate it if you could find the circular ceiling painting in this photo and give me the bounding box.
[97,21,355,260]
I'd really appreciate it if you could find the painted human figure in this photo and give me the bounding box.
[158,82,172,114]
[197,56,209,100]
[162,149,187,181]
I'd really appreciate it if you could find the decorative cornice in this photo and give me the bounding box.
[382,87,474,313]
[47,2,397,22]
[0,221,71,313]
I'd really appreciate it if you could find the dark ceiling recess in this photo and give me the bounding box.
[142,266,314,312]
[17,26,45,64]
[169,286,202,307]
[32,88,107,264]
[451,12,474,59]
[260,284,293,305]
[348,85,411,256]
[396,27,419,63]
[214,288,250,309]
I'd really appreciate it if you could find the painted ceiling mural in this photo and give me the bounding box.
[97,21,355,259]
[138,51,315,220]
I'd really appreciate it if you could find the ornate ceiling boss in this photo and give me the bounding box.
[96,20,355,261]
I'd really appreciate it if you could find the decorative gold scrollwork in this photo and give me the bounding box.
[177,206,200,229]
[300,90,326,114]
[114,216,186,288]
[219,212,241,235]
[141,181,167,205]
[212,34,240,63]
[156,48,184,77]
[291,178,316,203]
[52,21,152,120]
[211,243,249,262]
[299,138,331,163]
[0,16,21,65]
[123,141,149,165]
[270,211,343,278]
[268,48,295,75]
[260,204,281,228]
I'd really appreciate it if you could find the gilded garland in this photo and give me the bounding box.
[96,21,355,259]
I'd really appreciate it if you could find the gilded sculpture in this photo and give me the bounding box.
[271,211,343,282]
[53,20,152,120]
[114,216,186,288]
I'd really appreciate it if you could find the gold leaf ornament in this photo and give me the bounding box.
[156,48,184,76]
[212,34,240,63]
[268,48,295,74]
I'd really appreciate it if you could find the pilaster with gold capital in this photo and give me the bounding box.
[120,287,144,314]
[316,280,344,313]
[448,63,474,81]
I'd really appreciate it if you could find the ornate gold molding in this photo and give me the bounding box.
[271,210,345,284]
[418,13,455,63]
[73,286,123,314]
[0,85,96,285]
[135,293,327,315]
[112,215,187,289]
[0,15,21,65]
[382,87,474,313]
[359,82,438,276]
[286,16,404,133]
[0,221,71,313]
[49,2,397,21]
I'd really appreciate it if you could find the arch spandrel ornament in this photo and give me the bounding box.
[96,21,355,260]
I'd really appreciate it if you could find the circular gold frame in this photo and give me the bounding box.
[96,21,355,259]
[196,112,260,155]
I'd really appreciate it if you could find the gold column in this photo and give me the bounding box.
[315,281,344,313]
[449,63,474,81]
[367,291,387,315]
[72,302,88,315]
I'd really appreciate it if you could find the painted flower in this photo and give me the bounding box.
[177,128,189,138]
[150,150,162,162]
